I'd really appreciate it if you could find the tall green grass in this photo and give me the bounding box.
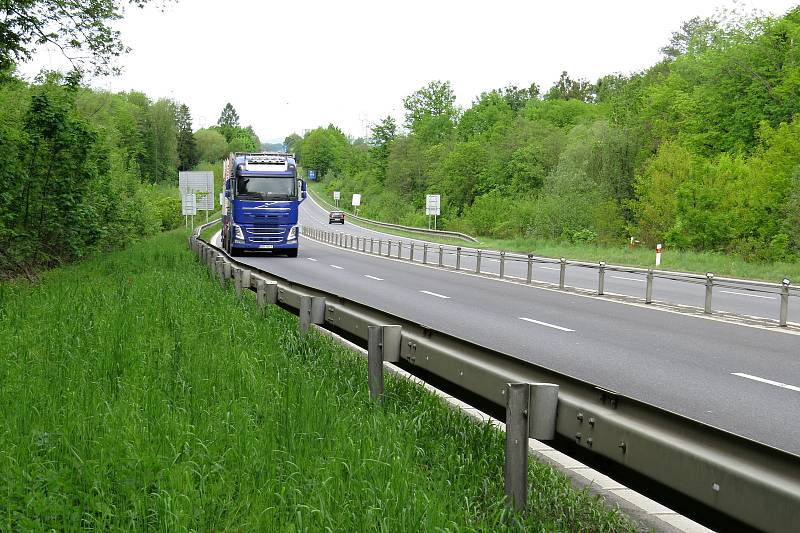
[0,230,634,531]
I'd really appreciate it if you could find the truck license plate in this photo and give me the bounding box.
[259,245,274,249]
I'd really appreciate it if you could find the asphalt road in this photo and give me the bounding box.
[312,196,797,324]
[218,198,800,455]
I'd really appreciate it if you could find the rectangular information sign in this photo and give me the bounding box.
[182,193,197,216]
[179,171,214,210]
[352,193,361,207]
[426,194,441,216]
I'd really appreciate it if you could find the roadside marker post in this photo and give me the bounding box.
[705,273,714,314]
[646,269,654,304]
[598,261,606,295]
[780,279,790,327]
[656,243,663,266]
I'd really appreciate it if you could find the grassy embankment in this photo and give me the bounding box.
[0,229,634,531]
[307,183,800,282]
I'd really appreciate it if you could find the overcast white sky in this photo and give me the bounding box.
[21,0,800,143]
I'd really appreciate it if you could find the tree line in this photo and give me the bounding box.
[0,1,266,277]
[292,7,800,263]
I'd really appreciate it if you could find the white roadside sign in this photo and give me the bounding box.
[333,191,341,201]
[179,171,214,210]
[181,193,197,216]
[426,194,441,216]
[352,193,361,207]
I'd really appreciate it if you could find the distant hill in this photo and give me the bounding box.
[261,142,286,152]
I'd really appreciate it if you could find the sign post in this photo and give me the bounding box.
[352,193,361,216]
[333,190,341,208]
[426,194,441,230]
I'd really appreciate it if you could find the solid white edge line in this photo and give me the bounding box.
[420,290,450,299]
[330,264,344,270]
[364,275,384,281]
[731,372,800,392]
[611,275,645,282]
[719,290,775,300]
[518,317,575,332]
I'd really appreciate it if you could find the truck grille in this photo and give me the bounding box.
[245,227,285,243]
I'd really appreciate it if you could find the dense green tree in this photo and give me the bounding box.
[369,115,396,181]
[545,71,595,102]
[497,83,540,112]
[284,133,303,155]
[176,104,198,171]
[403,80,458,145]
[194,128,228,163]
[0,0,170,75]
[299,126,348,178]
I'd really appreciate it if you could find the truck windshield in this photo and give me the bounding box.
[236,176,296,200]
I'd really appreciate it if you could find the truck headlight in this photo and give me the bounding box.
[287,226,298,240]
[233,224,245,240]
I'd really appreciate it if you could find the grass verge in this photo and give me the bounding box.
[307,185,798,282]
[0,229,635,531]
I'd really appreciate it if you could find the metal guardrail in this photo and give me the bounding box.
[303,226,798,327]
[308,189,479,242]
[190,224,800,532]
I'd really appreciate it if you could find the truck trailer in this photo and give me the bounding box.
[221,152,306,257]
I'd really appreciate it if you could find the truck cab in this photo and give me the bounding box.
[221,152,306,257]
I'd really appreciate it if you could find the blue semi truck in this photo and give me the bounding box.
[221,152,306,257]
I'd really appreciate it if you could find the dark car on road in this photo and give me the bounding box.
[329,211,345,224]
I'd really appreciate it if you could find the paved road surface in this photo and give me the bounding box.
[214,198,800,455]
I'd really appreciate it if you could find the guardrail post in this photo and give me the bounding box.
[256,279,278,311]
[500,252,506,279]
[423,243,428,264]
[780,278,790,327]
[386,240,392,257]
[234,268,243,298]
[397,241,402,259]
[217,259,226,289]
[505,382,529,512]
[362,237,367,252]
[409,242,415,262]
[370,238,374,254]
[311,296,326,325]
[705,273,714,314]
[526,254,534,284]
[223,262,232,282]
[355,236,360,250]
[598,261,606,295]
[241,269,251,293]
[438,246,444,267]
[368,325,384,402]
[646,269,654,304]
[559,258,566,289]
[299,295,312,335]
[476,249,482,273]
[456,247,461,270]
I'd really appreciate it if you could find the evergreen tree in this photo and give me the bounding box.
[176,104,198,171]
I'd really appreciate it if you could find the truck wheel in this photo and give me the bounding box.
[286,248,298,258]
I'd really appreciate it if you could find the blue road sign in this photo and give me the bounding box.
[308,169,317,181]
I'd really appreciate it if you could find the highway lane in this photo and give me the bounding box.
[218,209,800,455]
[308,195,796,323]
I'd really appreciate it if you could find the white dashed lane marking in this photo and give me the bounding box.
[330,265,344,270]
[732,373,800,392]
[364,275,384,281]
[720,290,775,300]
[420,290,450,299]
[518,317,575,332]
